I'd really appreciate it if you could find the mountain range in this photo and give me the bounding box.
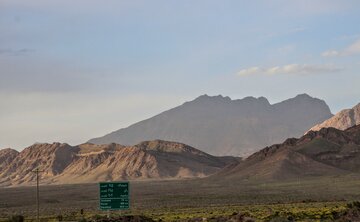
[2,124,360,186]
[0,140,238,186]
[216,124,360,180]
[89,94,332,157]
[2,94,359,187]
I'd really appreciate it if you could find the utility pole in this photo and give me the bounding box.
[32,167,43,222]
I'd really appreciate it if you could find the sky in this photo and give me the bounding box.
[1,0,360,150]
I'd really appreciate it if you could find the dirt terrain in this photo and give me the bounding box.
[1,175,360,221]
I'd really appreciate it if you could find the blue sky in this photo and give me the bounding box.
[1,0,360,149]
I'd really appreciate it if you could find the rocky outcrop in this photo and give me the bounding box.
[0,148,19,172]
[307,103,360,133]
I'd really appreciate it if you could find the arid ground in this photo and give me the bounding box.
[1,175,360,221]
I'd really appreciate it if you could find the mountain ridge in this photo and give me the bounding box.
[307,103,360,133]
[213,125,360,181]
[0,140,238,187]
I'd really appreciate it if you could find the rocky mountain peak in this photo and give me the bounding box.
[295,93,312,99]
[135,140,205,155]
[0,148,19,172]
[307,102,360,133]
[192,94,232,103]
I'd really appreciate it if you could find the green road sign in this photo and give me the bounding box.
[99,182,129,210]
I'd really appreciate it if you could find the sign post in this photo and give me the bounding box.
[99,182,130,213]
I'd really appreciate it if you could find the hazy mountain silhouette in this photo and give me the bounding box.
[89,94,332,156]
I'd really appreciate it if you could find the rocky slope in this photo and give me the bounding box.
[215,125,360,180]
[89,94,332,157]
[0,140,238,186]
[0,148,19,172]
[307,103,360,133]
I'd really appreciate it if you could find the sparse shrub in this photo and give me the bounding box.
[7,215,24,222]
[345,201,360,209]
[331,210,339,219]
[347,202,353,209]
[267,217,289,222]
[57,215,63,221]
[286,215,294,221]
[93,214,102,220]
[353,201,360,209]
[301,199,314,203]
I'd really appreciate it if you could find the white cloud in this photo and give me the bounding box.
[345,39,360,55]
[321,50,340,57]
[237,64,342,76]
[322,39,360,57]
[237,67,261,76]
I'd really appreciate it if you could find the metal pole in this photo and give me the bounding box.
[31,168,42,222]
[36,169,40,222]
